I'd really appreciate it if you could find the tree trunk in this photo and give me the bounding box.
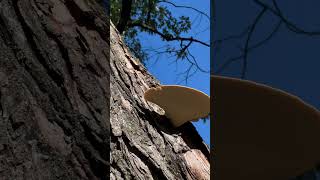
[110,16,210,180]
[0,0,110,179]
[0,0,210,179]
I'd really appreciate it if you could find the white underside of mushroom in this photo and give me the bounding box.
[144,85,210,127]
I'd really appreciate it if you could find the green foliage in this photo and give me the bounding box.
[110,0,193,63]
[110,0,121,24]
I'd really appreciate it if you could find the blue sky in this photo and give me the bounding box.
[137,0,210,145]
[214,0,320,109]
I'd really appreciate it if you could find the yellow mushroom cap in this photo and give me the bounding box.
[212,75,320,180]
[144,85,210,127]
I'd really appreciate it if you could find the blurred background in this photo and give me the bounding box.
[213,0,320,179]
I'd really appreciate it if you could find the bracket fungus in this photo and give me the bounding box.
[212,75,320,180]
[144,85,210,127]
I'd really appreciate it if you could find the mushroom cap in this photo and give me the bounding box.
[212,75,320,180]
[144,85,210,127]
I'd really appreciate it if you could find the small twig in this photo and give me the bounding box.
[241,7,267,78]
[215,20,281,75]
[128,22,210,47]
[158,0,210,20]
[254,0,320,35]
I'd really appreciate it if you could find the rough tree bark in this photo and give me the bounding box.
[0,0,110,179]
[0,0,210,179]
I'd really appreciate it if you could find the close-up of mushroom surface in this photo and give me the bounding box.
[212,75,320,180]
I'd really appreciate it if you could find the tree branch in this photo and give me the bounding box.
[116,0,133,34]
[158,0,210,20]
[241,7,267,78]
[215,1,320,78]
[254,0,320,35]
[146,0,154,23]
[215,20,282,75]
[128,21,210,47]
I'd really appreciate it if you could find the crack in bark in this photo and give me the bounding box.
[75,28,90,53]
[80,118,109,160]
[134,104,168,155]
[41,28,77,106]
[85,61,103,78]
[122,134,169,180]
[111,164,125,180]
[64,113,109,180]
[9,115,24,131]
[80,142,109,180]
[14,1,64,87]
[111,59,134,99]
[0,91,3,117]
[13,0,72,114]
[45,31,76,81]
[76,85,101,123]
[64,0,109,43]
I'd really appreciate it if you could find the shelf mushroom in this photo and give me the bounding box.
[212,75,320,180]
[144,85,210,127]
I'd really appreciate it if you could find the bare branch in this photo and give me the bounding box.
[254,0,320,35]
[128,21,210,47]
[241,7,267,78]
[158,0,210,20]
[213,25,251,55]
[215,55,243,75]
[146,0,153,22]
[186,49,210,73]
[117,0,133,34]
[145,41,209,84]
[215,0,320,78]
[176,63,196,85]
[215,20,282,75]
[248,20,282,51]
